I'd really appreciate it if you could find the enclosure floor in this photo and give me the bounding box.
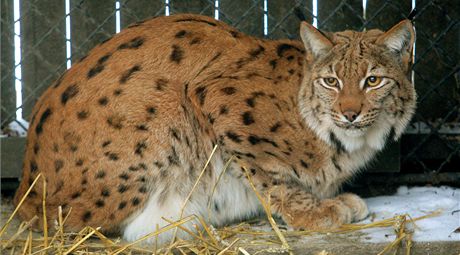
[1,197,459,255]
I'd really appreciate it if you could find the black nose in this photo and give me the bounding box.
[343,111,359,122]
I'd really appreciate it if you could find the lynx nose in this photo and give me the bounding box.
[343,110,360,122]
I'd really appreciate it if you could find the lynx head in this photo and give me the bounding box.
[298,20,416,152]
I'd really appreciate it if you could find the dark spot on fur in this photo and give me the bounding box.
[118,201,127,210]
[35,108,52,135]
[119,172,130,180]
[175,18,216,26]
[156,78,168,91]
[95,199,105,207]
[154,161,164,168]
[101,188,110,197]
[102,140,111,148]
[82,211,92,222]
[75,158,84,166]
[221,87,236,95]
[207,113,215,124]
[132,197,141,206]
[61,85,79,105]
[147,106,156,115]
[135,141,147,156]
[170,45,184,63]
[106,152,119,161]
[139,186,148,193]
[118,184,129,193]
[77,110,89,119]
[300,159,309,169]
[170,128,181,141]
[30,160,38,173]
[107,116,123,129]
[98,53,111,64]
[113,89,122,96]
[54,160,64,173]
[120,65,141,83]
[270,122,282,132]
[189,37,202,45]
[219,105,229,115]
[136,124,148,131]
[175,30,187,38]
[329,132,346,154]
[249,45,265,58]
[277,43,304,57]
[71,192,81,199]
[87,65,104,78]
[118,36,144,50]
[33,143,40,154]
[332,156,342,172]
[229,30,239,38]
[226,131,242,143]
[195,86,207,105]
[242,111,254,125]
[168,147,180,166]
[248,135,278,147]
[269,59,277,69]
[96,170,106,179]
[98,97,109,106]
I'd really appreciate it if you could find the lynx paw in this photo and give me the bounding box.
[336,193,369,222]
[284,199,353,230]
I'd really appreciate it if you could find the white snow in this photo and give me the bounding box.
[360,186,460,243]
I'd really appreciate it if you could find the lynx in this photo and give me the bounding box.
[14,14,416,243]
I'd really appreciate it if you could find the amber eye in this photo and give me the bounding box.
[365,76,382,87]
[324,77,338,87]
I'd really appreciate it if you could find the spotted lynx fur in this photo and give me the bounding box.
[15,14,416,243]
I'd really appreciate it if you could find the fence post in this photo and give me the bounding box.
[220,0,264,37]
[20,1,66,121]
[120,0,165,29]
[1,0,16,126]
[70,0,116,62]
[268,0,313,40]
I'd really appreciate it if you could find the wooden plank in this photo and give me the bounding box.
[0,137,26,179]
[365,0,411,30]
[268,0,313,40]
[20,0,66,121]
[317,0,363,31]
[1,0,16,125]
[120,0,164,29]
[170,0,214,16]
[220,0,264,37]
[70,0,116,62]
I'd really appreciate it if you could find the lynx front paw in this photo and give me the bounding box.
[283,199,353,230]
[336,193,369,222]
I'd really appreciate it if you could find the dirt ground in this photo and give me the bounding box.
[1,197,459,255]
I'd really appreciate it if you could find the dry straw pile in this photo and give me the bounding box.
[1,146,439,254]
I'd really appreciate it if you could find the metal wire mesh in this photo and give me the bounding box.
[1,0,459,180]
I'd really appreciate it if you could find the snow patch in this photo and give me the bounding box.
[361,186,460,242]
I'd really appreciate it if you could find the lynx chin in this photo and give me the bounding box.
[15,14,416,243]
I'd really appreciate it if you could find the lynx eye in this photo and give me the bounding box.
[324,77,338,87]
[365,76,382,87]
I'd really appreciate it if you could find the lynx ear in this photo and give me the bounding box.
[300,21,333,59]
[376,20,415,59]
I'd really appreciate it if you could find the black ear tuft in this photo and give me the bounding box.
[407,8,417,21]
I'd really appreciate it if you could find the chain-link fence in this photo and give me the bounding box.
[1,0,459,187]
